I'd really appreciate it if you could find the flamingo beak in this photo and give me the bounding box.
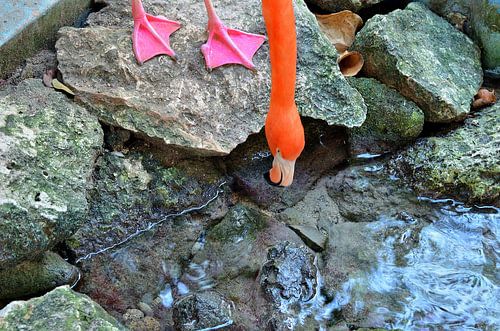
[269,150,296,187]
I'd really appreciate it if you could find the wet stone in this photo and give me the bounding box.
[353,2,482,123]
[390,103,500,205]
[172,291,233,331]
[259,242,317,310]
[56,0,366,156]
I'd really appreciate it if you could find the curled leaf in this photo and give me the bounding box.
[51,78,75,96]
[316,11,363,52]
[472,88,496,109]
[337,50,364,77]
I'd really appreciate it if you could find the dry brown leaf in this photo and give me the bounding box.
[472,88,496,109]
[337,51,364,77]
[51,78,75,96]
[316,11,363,52]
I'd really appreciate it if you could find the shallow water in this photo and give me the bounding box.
[318,201,500,330]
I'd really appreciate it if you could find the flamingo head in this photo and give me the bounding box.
[265,105,305,187]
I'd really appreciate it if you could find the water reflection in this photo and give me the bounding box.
[334,202,499,330]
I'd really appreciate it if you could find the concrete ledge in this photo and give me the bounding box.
[0,0,92,78]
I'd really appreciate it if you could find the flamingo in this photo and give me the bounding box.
[131,0,265,69]
[262,0,305,186]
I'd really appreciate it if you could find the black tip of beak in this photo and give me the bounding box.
[263,171,283,188]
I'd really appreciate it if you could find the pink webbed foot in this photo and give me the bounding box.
[132,0,181,64]
[201,0,266,71]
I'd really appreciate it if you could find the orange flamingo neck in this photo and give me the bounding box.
[262,0,297,111]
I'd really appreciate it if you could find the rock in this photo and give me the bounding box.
[390,104,500,205]
[67,149,225,259]
[347,77,425,155]
[352,2,482,123]
[288,224,328,252]
[308,0,385,13]
[172,291,233,331]
[259,242,317,310]
[416,0,500,77]
[0,252,79,301]
[191,203,304,281]
[325,161,434,222]
[0,79,103,269]
[0,286,124,330]
[56,0,366,156]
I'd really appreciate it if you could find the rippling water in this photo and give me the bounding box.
[325,202,500,330]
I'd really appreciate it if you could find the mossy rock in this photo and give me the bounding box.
[390,104,500,204]
[0,79,103,269]
[0,286,124,330]
[353,2,482,123]
[348,77,424,155]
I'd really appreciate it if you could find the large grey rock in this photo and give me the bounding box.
[0,286,124,330]
[348,77,424,155]
[417,0,500,77]
[353,2,482,123]
[0,252,79,301]
[172,292,233,331]
[56,0,366,156]
[390,104,500,205]
[0,79,103,269]
[308,0,385,13]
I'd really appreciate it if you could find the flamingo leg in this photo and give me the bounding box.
[132,0,181,64]
[200,0,266,71]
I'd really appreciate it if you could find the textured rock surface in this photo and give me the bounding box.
[348,77,424,155]
[309,0,384,13]
[353,2,482,123]
[191,203,304,281]
[390,104,500,205]
[417,0,500,77]
[0,252,79,301]
[172,292,233,331]
[0,79,103,269]
[68,149,224,259]
[56,0,366,156]
[0,286,124,330]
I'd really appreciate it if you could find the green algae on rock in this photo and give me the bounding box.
[0,252,79,301]
[0,79,103,269]
[0,286,124,330]
[68,149,224,259]
[56,0,365,156]
[352,2,482,123]
[390,104,500,205]
[416,0,500,77]
[348,77,425,155]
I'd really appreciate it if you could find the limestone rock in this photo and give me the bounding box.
[0,286,124,330]
[56,0,366,156]
[0,252,79,301]
[308,0,385,13]
[0,79,103,269]
[390,104,500,205]
[416,0,500,77]
[353,2,482,123]
[348,77,425,155]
